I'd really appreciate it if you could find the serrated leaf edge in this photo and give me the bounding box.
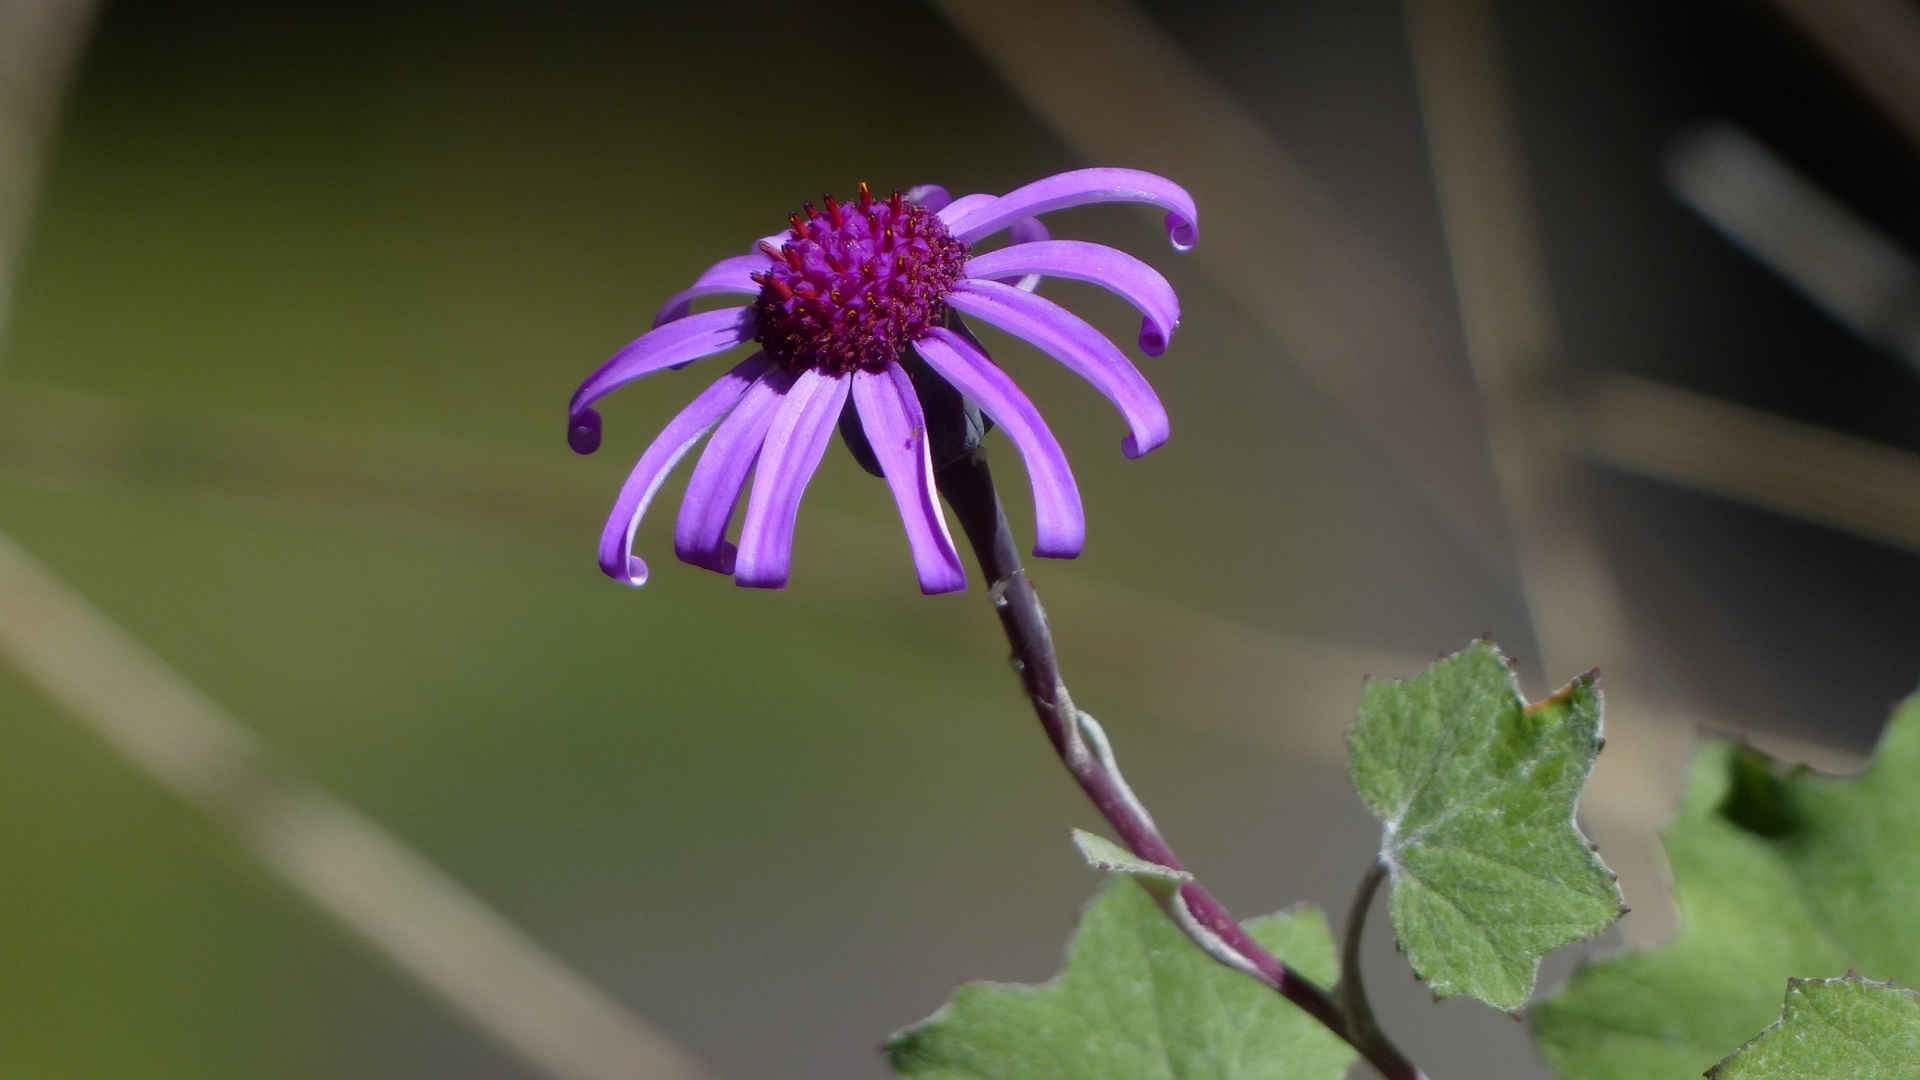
[1359,641,1620,1010]
[1704,973,1919,1078]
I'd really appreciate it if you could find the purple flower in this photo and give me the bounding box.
[568,168,1195,593]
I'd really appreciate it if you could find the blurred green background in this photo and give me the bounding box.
[4,2,1918,1078]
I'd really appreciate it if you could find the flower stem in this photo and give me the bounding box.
[932,448,1427,1080]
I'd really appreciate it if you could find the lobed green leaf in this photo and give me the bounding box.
[1347,640,1623,1011]
[885,878,1354,1079]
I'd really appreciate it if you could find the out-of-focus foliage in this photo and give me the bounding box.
[1532,697,1920,1078]
[1707,975,1920,1079]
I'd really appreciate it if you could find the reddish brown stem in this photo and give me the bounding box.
[933,449,1426,1080]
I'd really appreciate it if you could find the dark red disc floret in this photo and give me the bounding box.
[750,182,969,376]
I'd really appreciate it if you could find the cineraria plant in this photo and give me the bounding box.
[567,169,1919,1078]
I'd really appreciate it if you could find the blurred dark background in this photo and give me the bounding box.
[2,1,1916,1077]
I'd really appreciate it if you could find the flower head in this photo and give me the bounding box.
[751,184,967,376]
[567,167,1195,593]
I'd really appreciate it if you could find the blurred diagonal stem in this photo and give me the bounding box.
[932,448,1426,1080]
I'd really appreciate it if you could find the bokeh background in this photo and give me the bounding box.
[4,1,1918,1077]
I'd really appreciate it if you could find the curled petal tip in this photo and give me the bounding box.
[734,572,788,591]
[1121,430,1167,459]
[946,281,1168,462]
[1165,212,1198,251]
[599,553,648,587]
[1138,321,1168,357]
[569,408,603,455]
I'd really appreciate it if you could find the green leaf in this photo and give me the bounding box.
[884,879,1355,1079]
[1706,975,1920,1079]
[1531,696,1920,1079]
[1346,639,1623,1011]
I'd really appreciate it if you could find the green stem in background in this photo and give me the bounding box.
[932,447,1427,1080]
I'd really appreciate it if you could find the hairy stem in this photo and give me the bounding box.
[933,448,1426,1080]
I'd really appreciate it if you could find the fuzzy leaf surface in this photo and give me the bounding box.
[1347,640,1621,1010]
[1531,696,1920,1079]
[1707,975,1920,1079]
[885,879,1354,1079]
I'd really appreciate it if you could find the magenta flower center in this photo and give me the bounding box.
[751,184,969,376]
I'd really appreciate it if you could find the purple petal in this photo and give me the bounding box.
[947,168,1199,252]
[673,365,794,574]
[850,363,967,594]
[964,240,1180,355]
[652,253,772,328]
[946,279,1170,458]
[905,184,952,212]
[1004,217,1051,293]
[733,369,852,589]
[567,408,602,455]
[568,307,754,453]
[935,192,996,225]
[1009,217,1050,244]
[594,353,771,586]
[913,328,1085,558]
[939,199,1048,290]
